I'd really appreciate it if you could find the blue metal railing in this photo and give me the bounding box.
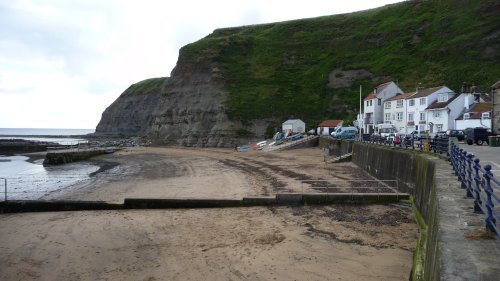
[450,142,499,236]
[360,135,450,155]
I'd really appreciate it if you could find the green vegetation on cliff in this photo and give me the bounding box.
[181,0,499,127]
[125,77,167,96]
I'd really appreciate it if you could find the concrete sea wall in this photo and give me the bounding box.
[352,142,500,281]
[43,149,116,166]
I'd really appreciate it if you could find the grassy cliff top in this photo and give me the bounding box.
[124,77,168,96]
[180,0,499,127]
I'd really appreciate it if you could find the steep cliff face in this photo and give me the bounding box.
[96,78,166,136]
[146,55,240,147]
[96,0,500,146]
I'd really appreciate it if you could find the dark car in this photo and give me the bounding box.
[410,130,426,140]
[447,129,464,141]
[464,127,492,145]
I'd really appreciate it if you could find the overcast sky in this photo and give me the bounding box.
[0,0,402,129]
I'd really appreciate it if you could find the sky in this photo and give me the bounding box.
[0,0,402,129]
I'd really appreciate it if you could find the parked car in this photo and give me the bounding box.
[331,127,357,139]
[436,131,448,137]
[332,128,357,139]
[464,127,492,145]
[410,130,427,140]
[446,129,465,141]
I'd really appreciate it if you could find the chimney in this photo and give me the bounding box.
[462,82,468,93]
[464,93,473,110]
[416,82,423,93]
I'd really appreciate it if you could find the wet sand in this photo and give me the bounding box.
[0,147,419,280]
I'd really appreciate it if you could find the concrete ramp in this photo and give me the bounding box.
[264,135,318,152]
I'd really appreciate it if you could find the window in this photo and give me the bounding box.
[420,112,426,121]
[385,102,391,109]
[433,111,441,118]
[396,100,403,107]
[464,113,470,120]
[396,112,403,121]
[366,101,369,107]
[408,113,414,121]
[369,100,372,106]
[482,112,490,119]
[438,94,447,102]
[409,99,415,106]
[378,99,381,106]
[420,98,426,105]
[385,113,391,121]
[436,124,443,132]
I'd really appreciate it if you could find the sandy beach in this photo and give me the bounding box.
[0,147,418,280]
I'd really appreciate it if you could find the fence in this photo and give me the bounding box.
[361,135,450,155]
[450,142,500,236]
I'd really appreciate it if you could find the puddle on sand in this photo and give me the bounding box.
[0,155,99,200]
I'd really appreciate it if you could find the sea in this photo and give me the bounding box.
[0,128,100,201]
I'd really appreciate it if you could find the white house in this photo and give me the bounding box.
[361,81,403,134]
[406,86,453,133]
[383,92,416,133]
[425,92,475,133]
[282,119,305,134]
[317,120,343,136]
[455,103,493,130]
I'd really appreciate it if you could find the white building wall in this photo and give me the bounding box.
[407,87,452,132]
[363,82,402,133]
[455,119,491,130]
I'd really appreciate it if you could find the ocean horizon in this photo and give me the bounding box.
[0,128,95,136]
[0,127,99,201]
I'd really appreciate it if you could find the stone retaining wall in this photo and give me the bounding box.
[352,142,500,281]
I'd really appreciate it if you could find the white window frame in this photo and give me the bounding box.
[437,94,447,102]
[482,112,490,119]
[436,124,443,132]
[420,98,426,105]
[420,112,426,121]
[409,99,415,106]
[396,112,403,121]
[408,113,414,121]
[433,111,441,118]
[396,100,403,107]
[385,102,391,109]
[385,113,391,121]
[464,113,470,120]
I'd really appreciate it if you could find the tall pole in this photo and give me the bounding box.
[360,85,363,137]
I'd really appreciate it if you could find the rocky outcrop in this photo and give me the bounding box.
[96,77,165,136]
[147,55,239,147]
[95,54,265,147]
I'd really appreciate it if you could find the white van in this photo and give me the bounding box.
[331,126,358,138]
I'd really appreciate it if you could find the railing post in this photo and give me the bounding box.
[466,153,474,198]
[483,165,498,236]
[473,158,483,213]
[3,178,6,201]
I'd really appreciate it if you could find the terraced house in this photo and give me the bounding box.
[405,86,454,134]
[362,81,402,134]
[383,92,416,134]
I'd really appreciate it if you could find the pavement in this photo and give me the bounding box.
[456,141,500,174]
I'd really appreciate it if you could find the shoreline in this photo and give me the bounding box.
[0,146,418,280]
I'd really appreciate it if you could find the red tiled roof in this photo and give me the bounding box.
[318,120,342,127]
[376,82,392,93]
[364,91,377,100]
[426,93,460,110]
[364,81,395,100]
[456,103,492,120]
[411,86,444,98]
[385,92,415,102]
